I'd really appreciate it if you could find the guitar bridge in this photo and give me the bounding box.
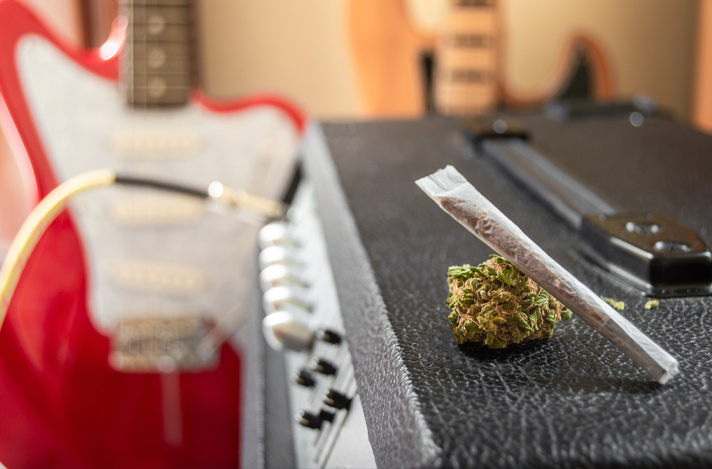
[109,316,218,372]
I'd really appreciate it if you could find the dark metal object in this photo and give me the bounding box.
[466,116,529,145]
[544,96,658,122]
[581,212,712,296]
[466,115,712,297]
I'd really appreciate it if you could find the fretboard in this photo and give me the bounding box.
[121,0,194,108]
[434,0,498,116]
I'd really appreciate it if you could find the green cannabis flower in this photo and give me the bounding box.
[446,255,572,348]
[602,297,625,311]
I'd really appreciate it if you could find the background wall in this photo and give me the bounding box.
[197,0,361,117]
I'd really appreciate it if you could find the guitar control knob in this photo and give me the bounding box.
[262,312,314,352]
[324,389,352,410]
[294,369,316,388]
[310,357,336,376]
[316,328,342,345]
[259,221,299,249]
[260,264,307,291]
[297,410,322,430]
[263,286,311,315]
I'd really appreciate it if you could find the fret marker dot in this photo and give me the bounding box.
[148,78,167,98]
[147,14,166,36]
[147,48,166,69]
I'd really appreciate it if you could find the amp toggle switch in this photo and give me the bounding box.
[316,328,342,345]
[310,357,337,376]
[297,409,335,430]
[324,389,352,410]
[294,369,316,388]
[297,410,322,429]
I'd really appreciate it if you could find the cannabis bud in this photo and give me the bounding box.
[446,255,572,348]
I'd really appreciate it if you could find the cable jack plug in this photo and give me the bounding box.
[208,181,284,219]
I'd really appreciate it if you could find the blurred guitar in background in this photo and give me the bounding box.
[348,0,613,116]
[0,0,305,466]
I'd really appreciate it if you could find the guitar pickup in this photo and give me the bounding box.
[112,260,206,295]
[109,316,217,373]
[111,194,204,225]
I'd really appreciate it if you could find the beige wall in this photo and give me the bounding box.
[198,0,361,118]
[199,0,699,120]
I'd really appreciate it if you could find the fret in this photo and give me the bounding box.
[123,0,190,7]
[128,6,191,25]
[445,33,493,49]
[444,68,492,83]
[131,42,191,60]
[128,23,195,43]
[129,72,191,88]
[129,71,191,89]
[438,102,493,115]
[127,85,192,107]
[454,0,495,7]
[125,55,191,74]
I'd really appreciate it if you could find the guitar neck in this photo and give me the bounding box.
[434,0,498,116]
[121,0,194,108]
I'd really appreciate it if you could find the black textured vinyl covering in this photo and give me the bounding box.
[304,115,712,468]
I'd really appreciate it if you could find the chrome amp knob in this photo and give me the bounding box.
[262,311,314,352]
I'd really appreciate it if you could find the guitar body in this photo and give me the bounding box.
[0,1,305,467]
[347,0,613,117]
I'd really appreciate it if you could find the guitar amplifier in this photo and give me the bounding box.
[252,107,712,468]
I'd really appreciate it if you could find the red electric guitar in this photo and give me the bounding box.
[0,0,305,467]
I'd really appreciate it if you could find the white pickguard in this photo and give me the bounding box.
[16,35,300,349]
